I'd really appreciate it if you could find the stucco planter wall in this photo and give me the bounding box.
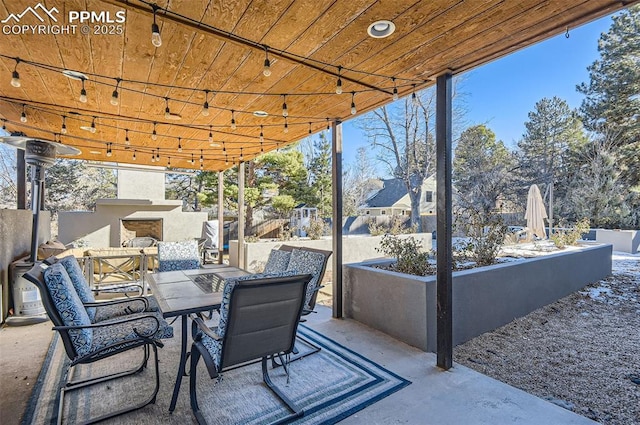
[344,243,612,352]
[229,233,432,276]
[596,229,639,254]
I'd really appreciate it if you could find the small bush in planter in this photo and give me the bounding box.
[550,218,590,249]
[376,234,435,276]
[454,207,507,266]
[304,218,328,240]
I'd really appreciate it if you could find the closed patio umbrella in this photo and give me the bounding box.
[525,184,547,239]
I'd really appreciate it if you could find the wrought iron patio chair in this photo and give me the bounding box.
[24,262,173,425]
[265,245,332,362]
[45,255,161,322]
[189,272,313,425]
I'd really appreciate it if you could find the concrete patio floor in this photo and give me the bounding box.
[0,306,596,425]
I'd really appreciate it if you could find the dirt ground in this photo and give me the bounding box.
[454,256,640,425]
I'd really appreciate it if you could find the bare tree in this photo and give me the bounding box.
[0,145,17,208]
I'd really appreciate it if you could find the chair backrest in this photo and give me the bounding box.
[23,262,91,360]
[220,273,312,369]
[279,245,332,311]
[157,240,201,272]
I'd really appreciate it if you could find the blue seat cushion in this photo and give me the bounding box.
[158,241,201,272]
[286,249,326,310]
[58,255,97,320]
[43,263,93,357]
[263,249,291,274]
[91,311,173,352]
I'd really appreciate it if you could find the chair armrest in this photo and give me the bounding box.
[53,313,160,335]
[191,316,222,342]
[84,297,149,310]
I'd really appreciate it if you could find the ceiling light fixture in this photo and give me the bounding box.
[111,78,121,106]
[10,58,20,88]
[62,70,87,81]
[60,115,67,134]
[79,78,87,103]
[202,90,210,116]
[253,110,268,118]
[282,94,288,117]
[20,104,27,123]
[263,46,271,77]
[367,20,395,38]
[151,122,158,140]
[151,6,162,47]
[336,66,343,94]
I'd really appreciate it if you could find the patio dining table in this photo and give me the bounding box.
[147,264,250,412]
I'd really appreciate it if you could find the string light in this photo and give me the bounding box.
[151,150,156,162]
[284,117,288,133]
[200,162,203,170]
[208,125,214,144]
[225,155,229,165]
[335,66,343,94]
[1,119,6,130]
[190,153,195,164]
[167,156,171,167]
[151,6,162,47]
[350,92,357,115]
[151,122,158,140]
[260,141,264,153]
[132,150,137,161]
[90,116,96,133]
[392,77,398,101]
[259,125,264,143]
[239,147,244,161]
[164,97,171,119]
[125,128,130,144]
[60,115,67,134]
[10,58,20,88]
[177,137,182,152]
[263,46,271,77]
[20,104,27,123]
[282,94,288,117]
[411,84,418,105]
[230,110,236,130]
[110,78,120,106]
[222,141,226,153]
[156,148,160,161]
[202,90,210,116]
[199,149,204,163]
[308,122,312,134]
[326,117,330,130]
[106,143,112,157]
[79,78,87,103]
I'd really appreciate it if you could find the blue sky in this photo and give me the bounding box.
[340,13,614,177]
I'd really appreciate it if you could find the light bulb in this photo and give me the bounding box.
[263,58,271,77]
[282,96,288,117]
[90,122,96,133]
[202,101,210,116]
[284,123,288,133]
[178,140,182,152]
[208,130,213,144]
[106,149,112,157]
[61,118,67,134]
[411,92,418,106]
[393,87,398,101]
[79,88,87,103]
[231,111,237,130]
[336,78,343,94]
[110,89,119,106]
[20,112,27,123]
[151,23,162,47]
[151,155,156,163]
[164,106,171,119]
[133,151,137,161]
[351,103,357,115]
[11,70,20,88]
[151,129,157,140]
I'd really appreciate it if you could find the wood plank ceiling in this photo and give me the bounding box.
[0,0,636,171]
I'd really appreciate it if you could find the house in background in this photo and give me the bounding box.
[359,176,437,217]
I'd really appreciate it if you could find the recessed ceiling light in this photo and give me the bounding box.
[253,110,268,118]
[165,113,182,120]
[89,150,102,154]
[62,70,88,80]
[79,125,94,132]
[367,20,395,38]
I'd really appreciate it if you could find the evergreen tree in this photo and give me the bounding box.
[577,5,640,185]
[453,125,514,213]
[307,133,332,217]
[516,97,587,226]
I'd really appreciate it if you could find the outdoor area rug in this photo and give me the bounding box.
[23,324,410,424]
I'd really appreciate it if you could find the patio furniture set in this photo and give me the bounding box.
[24,240,332,425]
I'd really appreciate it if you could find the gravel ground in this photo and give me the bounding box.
[454,253,640,424]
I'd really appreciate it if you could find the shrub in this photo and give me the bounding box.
[376,234,435,276]
[304,218,328,240]
[454,207,507,266]
[550,218,590,249]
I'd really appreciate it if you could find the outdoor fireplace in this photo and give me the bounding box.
[120,218,163,245]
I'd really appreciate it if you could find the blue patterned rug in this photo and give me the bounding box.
[23,324,410,424]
